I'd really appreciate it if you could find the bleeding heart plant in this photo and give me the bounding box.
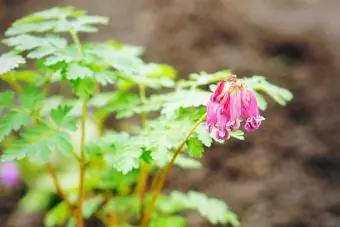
[0,7,293,227]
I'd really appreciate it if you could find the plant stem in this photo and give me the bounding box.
[141,113,207,227]
[46,163,77,218]
[136,84,149,220]
[77,101,88,227]
[69,29,84,58]
[67,26,86,227]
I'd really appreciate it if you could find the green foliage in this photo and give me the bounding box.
[186,136,204,158]
[0,52,25,75]
[5,7,109,36]
[0,110,30,141]
[150,216,187,227]
[0,6,293,227]
[158,191,240,226]
[245,75,293,109]
[2,123,72,162]
[0,91,14,112]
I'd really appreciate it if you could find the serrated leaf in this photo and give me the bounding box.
[51,105,77,131]
[0,110,30,141]
[0,91,14,112]
[93,71,116,86]
[87,132,141,174]
[98,92,141,119]
[2,123,72,162]
[140,117,194,167]
[66,63,93,80]
[196,123,212,147]
[0,52,25,75]
[163,191,239,226]
[19,85,44,110]
[71,78,95,99]
[118,90,210,119]
[5,7,107,36]
[186,136,204,158]
[245,76,293,106]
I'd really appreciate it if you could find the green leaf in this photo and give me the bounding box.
[245,76,293,107]
[5,7,108,36]
[230,130,245,140]
[140,148,153,164]
[0,91,14,112]
[97,91,141,119]
[254,91,267,111]
[93,71,116,86]
[178,70,232,88]
[71,78,95,99]
[45,202,69,227]
[161,191,240,226]
[141,63,177,79]
[19,85,44,110]
[51,105,77,131]
[2,123,72,162]
[196,123,212,147]
[87,132,141,174]
[66,63,93,80]
[0,110,30,141]
[83,195,104,218]
[119,90,210,119]
[186,136,204,158]
[140,116,194,166]
[150,216,187,227]
[19,190,52,212]
[174,155,202,169]
[0,52,25,75]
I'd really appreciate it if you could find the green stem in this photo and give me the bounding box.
[69,29,84,58]
[141,113,207,227]
[67,27,87,227]
[77,100,88,227]
[136,84,149,220]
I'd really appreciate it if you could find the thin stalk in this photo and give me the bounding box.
[136,84,149,220]
[141,113,207,227]
[46,163,77,218]
[69,29,84,58]
[77,101,88,227]
[8,80,22,93]
[67,27,86,227]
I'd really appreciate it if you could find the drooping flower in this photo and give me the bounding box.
[0,161,20,187]
[206,74,265,140]
[241,89,265,132]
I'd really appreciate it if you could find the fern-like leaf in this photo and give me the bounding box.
[158,191,239,226]
[5,7,108,36]
[0,110,31,142]
[0,52,25,75]
[2,123,72,162]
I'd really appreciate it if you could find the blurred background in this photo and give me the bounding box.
[1,0,340,227]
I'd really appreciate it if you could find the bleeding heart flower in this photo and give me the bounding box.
[206,73,265,140]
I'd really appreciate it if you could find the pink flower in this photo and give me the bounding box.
[206,74,265,140]
[0,161,20,187]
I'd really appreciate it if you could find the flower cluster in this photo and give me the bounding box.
[206,74,265,140]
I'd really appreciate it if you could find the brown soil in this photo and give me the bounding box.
[1,0,340,227]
